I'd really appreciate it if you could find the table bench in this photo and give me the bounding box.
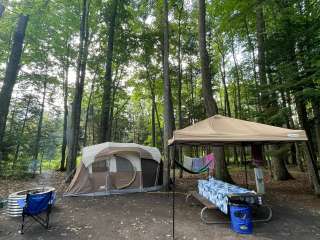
[186,191,230,224]
[186,178,273,224]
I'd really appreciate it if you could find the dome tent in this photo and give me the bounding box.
[65,142,162,196]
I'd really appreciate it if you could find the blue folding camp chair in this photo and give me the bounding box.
[17,191,54,234]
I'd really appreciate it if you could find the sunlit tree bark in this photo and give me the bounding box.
[0,15,28,153]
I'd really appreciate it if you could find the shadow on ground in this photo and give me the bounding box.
[0,170,319,240]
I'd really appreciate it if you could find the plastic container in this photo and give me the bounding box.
[0,198,7,209]
[229,204,253,234]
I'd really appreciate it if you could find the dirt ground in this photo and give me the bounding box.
[0,169,320,240]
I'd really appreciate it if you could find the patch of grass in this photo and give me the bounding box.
[41,155,82,171]
[41,159,61,170]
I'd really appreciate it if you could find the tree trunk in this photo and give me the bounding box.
[189,62,195,123]
[256,1,268,112]
[256,1,297,181]
[198,0,232,183]
[12,96,31,169]
[163,0,176,188]
[84,70,97,146]
[295,143,304,172]
[282,9,320,191]
[296,99,320,193]
[60,54,69,171]
[142,43,162,148]
[145,63,163,147]
[271,145,293,180]
[304,142,320,195]
[100,0,118,143]
[198,0,217,116]
[66,0,90,177]
[108,68,121,141]
[8,98,17,136]
[264,146,273,179]
[0,15,28,151]
[244,17,260,111]
[177,3,183,132]
[146,74,156,147]
[312,100,320,159]
[177,2,184,178]
[151,98,156,147]
[231,39,242,118]
[91,105,96,144]
[33,80,47,161]
[217,41,231,117]
[280,89,297,165]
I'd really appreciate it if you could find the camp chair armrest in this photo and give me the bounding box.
[17,199,26,208]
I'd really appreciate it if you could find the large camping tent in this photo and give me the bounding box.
[65,142,162,196]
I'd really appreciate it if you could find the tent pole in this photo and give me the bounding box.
[243,144,248,189]
[167,150,171,191]
[172,145,176,240]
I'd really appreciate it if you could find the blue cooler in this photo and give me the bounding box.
[229,204,253,234]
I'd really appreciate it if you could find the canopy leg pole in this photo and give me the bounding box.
[167,151,171,191]
[243,144,248,189]
[172,145,176,240]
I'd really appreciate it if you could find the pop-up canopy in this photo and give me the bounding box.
[168,115,308,145]
[168,115,317,239]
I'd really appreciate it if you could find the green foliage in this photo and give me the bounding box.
[1,0,320,177]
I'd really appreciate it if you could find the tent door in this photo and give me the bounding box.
[91,160,109,195]
[114,154,139,190]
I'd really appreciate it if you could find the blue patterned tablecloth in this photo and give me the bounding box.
[198,178,256,214]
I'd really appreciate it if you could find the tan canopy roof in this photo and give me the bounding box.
[168,115,308,145]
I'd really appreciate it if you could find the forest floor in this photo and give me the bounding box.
[0,168,320,240]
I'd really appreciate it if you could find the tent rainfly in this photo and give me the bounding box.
[168,115,308,145]
[65,142,162,196]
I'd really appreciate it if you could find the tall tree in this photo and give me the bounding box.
[99,0,119,143]
[84,71,96,146]
[216,38,231,117]
[66,0,90,177]
[231,39,242,118]
[163,0,176,187]
[60,44,70,171]
[175,0,184,178]
[198,0,232,182]
[256,0,293,181]
[255,0,268,114]
[198,0,217,116]
[12,96,32,169]
[278,1,320,192]
[32,78,47,161]
[0,15,28,152]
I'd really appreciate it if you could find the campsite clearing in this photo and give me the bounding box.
[0,169,319,240]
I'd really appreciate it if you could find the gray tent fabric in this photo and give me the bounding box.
[65,142,162,196]
[168,115,308,145]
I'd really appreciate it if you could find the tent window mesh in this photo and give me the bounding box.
[115,155,133,172]
[92,161,107,172]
